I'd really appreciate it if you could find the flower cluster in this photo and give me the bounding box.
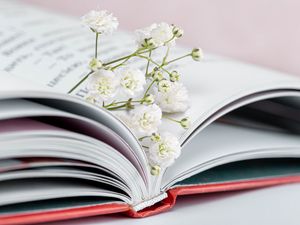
[147,132,181,175]
[71,10,203,175]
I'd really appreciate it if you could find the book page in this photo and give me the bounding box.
[163,123,300,189]
[0,178,130,206]
[0,117,147,203]
[0,1,135,95]
[2,1,300,146]
[0,1,181,95]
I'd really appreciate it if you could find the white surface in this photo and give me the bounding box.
[46,183,300,225]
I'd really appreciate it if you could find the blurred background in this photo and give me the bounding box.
[22,0,300,76]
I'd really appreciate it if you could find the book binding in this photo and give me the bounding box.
[132,192,168,212]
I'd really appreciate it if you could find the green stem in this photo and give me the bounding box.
[104,99,143,108]
[145,50,152,76]
[139,48,156,55]
[68,32,99,94]
[103,47,149,67]
[103,52,137,67]
[105,103,127,110]
[137,54,172,75]
[95,32,99,58]
[162,45,170,65]
[68,71,93,94]
[166,53,191,65]
[163,115,180,123]
[143,79,156,98]
[139,136,150,141]
[111,56,132,70]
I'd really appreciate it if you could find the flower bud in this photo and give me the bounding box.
[191,48,203,61]
[151,68,164,81]
[151,133,161,142]
[125,98,135,110]
[169,70,180,82]
[141,38,155,48]
[89,58,103,71]
[150,165,161,176]
[180,117,190,129]
[172,25,184,38]
[142,94,155,105]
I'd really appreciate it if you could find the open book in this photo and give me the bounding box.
[1,1,300,224]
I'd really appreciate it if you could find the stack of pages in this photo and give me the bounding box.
[0,1,300,224]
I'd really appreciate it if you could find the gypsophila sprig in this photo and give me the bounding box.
[70,10,203,175]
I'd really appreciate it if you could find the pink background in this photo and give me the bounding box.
[23,0,300,76]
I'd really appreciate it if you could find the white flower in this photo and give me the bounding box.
[81,10,119,34]
[151,133,161,142]
[117,67,146,97]
[158,79,172,92]
[150,22,175,47]
[86,69,119,101]
[154,80,189,113]
[89,58,103,71]
[147,132,181,168]
[135,22,175,48]
[120,104,162,137]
